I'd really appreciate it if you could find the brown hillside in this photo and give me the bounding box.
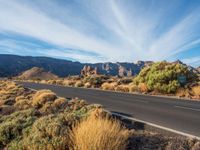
[18,67,58,80]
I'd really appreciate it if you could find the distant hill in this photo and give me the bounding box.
[18,67,58,80]
[0,54,153,77]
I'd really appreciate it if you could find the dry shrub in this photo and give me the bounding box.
[14,100,31,110]
[63,80,76,86]
[192,85,200,96]
[55,80,64,85]
[0,105,15,115]
[101,82,118,91]
[129,83,138,92]
[53,98,69,109]
[84,82,91,88]
[115,85,129,92]
[47,80,56,85]
[32,90,57,108]
[70,109,130,150]
[75,81,84,87]
[138,83,148,93]
[176,88,191,98]
[40,80,47,84]
[15,96,26,102]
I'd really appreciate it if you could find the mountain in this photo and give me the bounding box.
[0,54,83,77]
[0,54,152,77]
[18,67,58,80]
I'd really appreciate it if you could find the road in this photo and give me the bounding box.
[21,82,200,138]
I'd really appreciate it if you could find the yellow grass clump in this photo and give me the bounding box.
[14,99,31,110]
[70,109,131,150]
[115,85,129,92]
[192,85,200,97]
[176,88,190,98]
[101,82,118,91]
[32,90,57,107]
[129,83,138,92]
[75,81,84,87]
[138,83,148,93]
[63,80,76,86]
[84,82,91,88]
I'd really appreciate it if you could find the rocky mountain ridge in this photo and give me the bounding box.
[0,54,153,77]
[0,54,199,77]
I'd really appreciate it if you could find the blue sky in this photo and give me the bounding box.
[0,0,200,67]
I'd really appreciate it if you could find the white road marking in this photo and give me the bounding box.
[109,111,200,140]
[174,105,200,112]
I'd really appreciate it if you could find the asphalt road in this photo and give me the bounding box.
[21,82,200,138]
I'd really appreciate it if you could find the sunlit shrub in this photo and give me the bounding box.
[32,90,57,108]
[70,109,131,150]
[101,82,118,91]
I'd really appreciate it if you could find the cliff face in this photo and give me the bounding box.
[0,54,153,77]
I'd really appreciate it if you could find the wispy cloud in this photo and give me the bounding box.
[181,56,200,67]
[0,0,199,65]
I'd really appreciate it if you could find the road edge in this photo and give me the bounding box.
[109,111,200,140]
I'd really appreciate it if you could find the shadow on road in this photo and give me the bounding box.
[110,111,145,131]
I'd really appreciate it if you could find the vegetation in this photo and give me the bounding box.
[1,81,200,149]
[70,109,131,150]
[134,61,198,94]
[0,81,112,149]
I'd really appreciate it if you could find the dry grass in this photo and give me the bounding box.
[115,85,129,92]
[84,82,91,88]
[176,88,191,98]
[129,83,138,92]
[32,90,57,107]
[101,82,118,91]
[192,85,200,96]
[14,99,31,110]
[70,109,131,150]
[138,83,148,93]
[63,80,76,86]
[75,81,84,87]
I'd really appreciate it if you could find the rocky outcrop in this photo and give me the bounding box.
[81,65,98,76]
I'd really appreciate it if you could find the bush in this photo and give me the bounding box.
[8,114,77,150]
[84,82,91,88]
[83,75,104,88]
[0,109,37,146]
[69,109,131,150]
[134,62,198,93]
[192,85,200,96]
[101,82,118,91]
[115,85,129,92]
[129,83,138,92]
[75,81,84,87]
[32,90,57,108]
[63,80,76,86]
[14,100,31,110]
[138,83,148,93]
[117,78,133,85]
[0,105,15,115]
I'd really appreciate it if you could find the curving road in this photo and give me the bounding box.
[21,82,200,138]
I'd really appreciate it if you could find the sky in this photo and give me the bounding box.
[0,0,200,67]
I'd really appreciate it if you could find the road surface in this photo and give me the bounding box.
[21,82,200,138]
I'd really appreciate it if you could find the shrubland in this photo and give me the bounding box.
[1,81,200,149]
[17,61,200,100]
[1,80,132,149]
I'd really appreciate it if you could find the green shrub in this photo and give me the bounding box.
[134,62,198,93]
[8,114,78,150]
[0,109,38,146]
